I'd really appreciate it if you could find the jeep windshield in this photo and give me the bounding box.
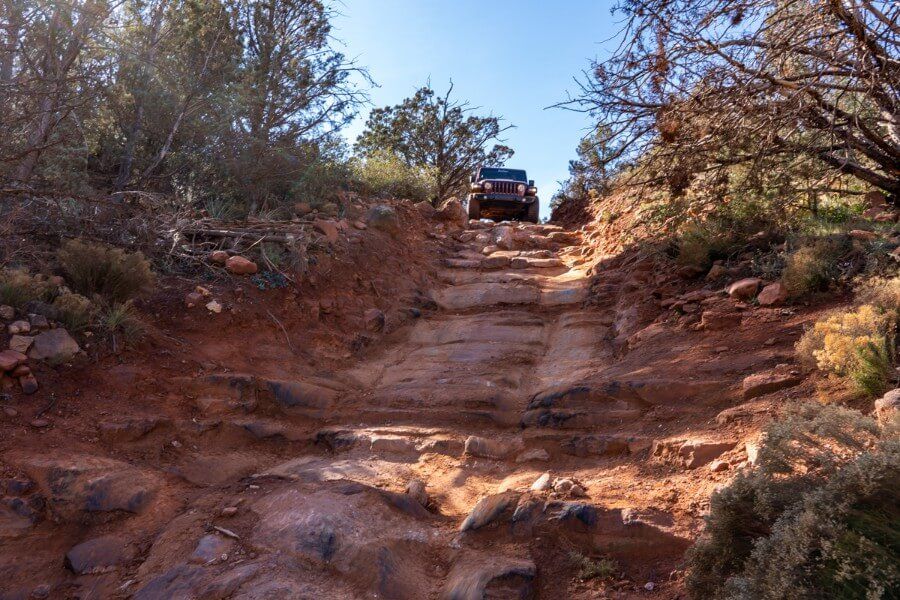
[478,168,527,182]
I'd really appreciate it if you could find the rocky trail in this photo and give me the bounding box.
[0,216,816,599]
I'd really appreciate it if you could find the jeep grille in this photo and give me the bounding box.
[487,181,520,195]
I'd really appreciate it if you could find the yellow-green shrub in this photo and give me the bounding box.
[58,239,154,303]
[797,278,899,396]
[781,236,851,298]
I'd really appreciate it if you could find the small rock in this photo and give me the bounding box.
[364,308,385,332]
[0,305,14,320]
[530,472,551,491]
[28,314,49,330]
[190,534,233,564]
[221,506,238,517]
[8,320,30,335]
[492,226,516,250]
[705,264,728,280]
[205,300,222,314]
[757,282,788,306]
[645,582,655,591]
[19,374,38,395]
[294,201,312,216]
[516,448,550,463]
[3,407,18,417]
[352,220,367,230]
[709,460,729,472]
[30,418,49,428]
[184,292,204,308]
[195,286,212,297]
[405,478,429,507]
[745,441,761,466]
[29,328,79,364]
[726,278,762,300]
[209,250,229,265]
[313,219,340,243]
[874,389,900,424]
[764,337,777,346]
[464,435,521,459]
[225,256,258,275]
[552,478,574,494]
[569,484,586,497]
[699,310,742,330]
[30,585,50,599]
[460,492,519,531]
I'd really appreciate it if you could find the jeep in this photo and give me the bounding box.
[467,167,539,223]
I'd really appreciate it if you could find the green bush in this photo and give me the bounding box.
[58,239,154,303]
[97,301,147,344]
[686,404,898,599]
[351,150,434,202]
[569,551,619,581]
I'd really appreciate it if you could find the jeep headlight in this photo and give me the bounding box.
[527,186,538,195]
[470,182,483,192]
[483,182,493,191]
[517,184,525,194]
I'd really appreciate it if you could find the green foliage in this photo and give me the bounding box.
[351,150,434,202]
[0,270,55,309]
[852,341,894,398]
[97,301,147,344]
[569,552,619,581]
[686,404,898,600]
[58,239,155,303]
[355,85,513,204]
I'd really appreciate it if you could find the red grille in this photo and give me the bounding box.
[487,181,520,195]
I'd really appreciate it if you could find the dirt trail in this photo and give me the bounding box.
[0,217,814,599]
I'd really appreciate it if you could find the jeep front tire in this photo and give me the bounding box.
[467,197,480,220]
[525,200,539,223]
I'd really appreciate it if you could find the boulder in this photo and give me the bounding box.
[65,536,130,574]
[0,305,14,320]
[481,255,510,270]
[757,282,788,306]
[436,199,467,228]
[415,201,437,218]
[405,479,429,507]
[366,205,401,236]
[28,314,49,330]
[652,439,736,469]
[0,349,27,372]
[19,374,38,395]
[874,389,900,424]
[28,328,79,364]
[443,556,535,600]
[849,229,877,242]
[224,256,258,275]
[742,367,803,399]
[726,278,762,300]
[7,453,159,521]
[530,472,551,491]
[460,492,520,531]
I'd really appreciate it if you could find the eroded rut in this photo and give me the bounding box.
[3,221,710,599]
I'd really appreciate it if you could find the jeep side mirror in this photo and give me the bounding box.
[469,175,476,183]
[528,180,534,186]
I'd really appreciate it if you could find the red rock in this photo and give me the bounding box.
[313,219,340,243]
[742,368,803,399]
[364,308,385,332]
[225,256,258,275]
[11,364,30,377]
[0,349,27,372]
[849,229,877,241]
[726,278,762,300]
[699,310,742,330]
[184,292,204,308]
[19,374,38,394]
[209,250,229,265]
[757,282,788,306]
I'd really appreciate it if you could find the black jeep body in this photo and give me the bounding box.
[467,167,539,223]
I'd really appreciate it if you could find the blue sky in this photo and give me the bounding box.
[334,0,620,212]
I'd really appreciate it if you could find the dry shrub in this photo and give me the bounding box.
[686,404,898,599]
[52,292,94,332]
[0,269,55,308]
[569,552,619,581]
[780,236,851,298]
[58,239,154,303]
[97,301,147,345]
[797,277,899,397]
